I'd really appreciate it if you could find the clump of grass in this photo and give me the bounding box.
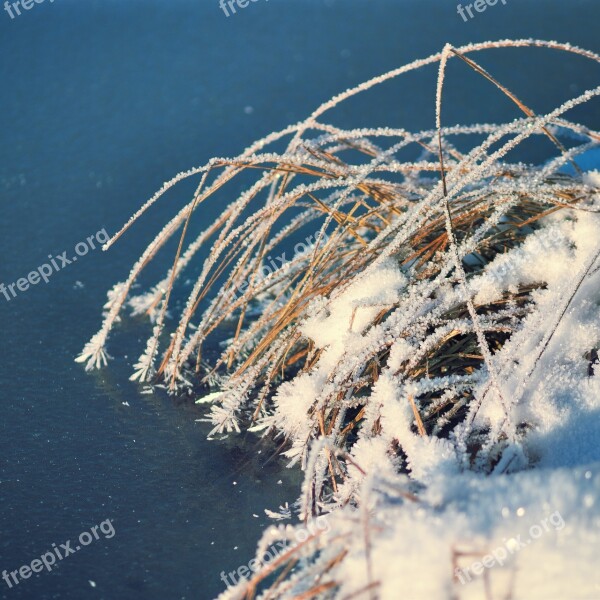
[78,40,600,598]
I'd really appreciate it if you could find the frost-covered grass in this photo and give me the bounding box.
[79,40,600,599]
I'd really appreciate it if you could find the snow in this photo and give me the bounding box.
[339,466,600,600]
[301,259,406,369]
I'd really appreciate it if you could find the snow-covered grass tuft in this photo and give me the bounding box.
[79,40,600,599]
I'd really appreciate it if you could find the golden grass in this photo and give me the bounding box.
[79,39,600,599]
